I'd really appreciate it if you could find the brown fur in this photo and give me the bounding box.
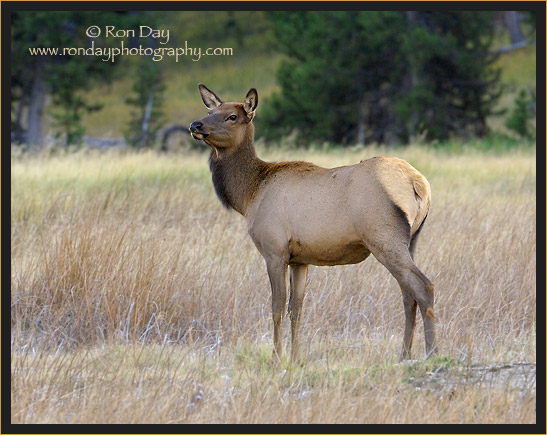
[190,84,437,362]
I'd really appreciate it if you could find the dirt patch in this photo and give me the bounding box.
[408,361,536,394]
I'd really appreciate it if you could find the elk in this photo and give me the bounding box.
[189,84,436,362]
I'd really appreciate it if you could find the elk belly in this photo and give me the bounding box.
[288,237,370,266]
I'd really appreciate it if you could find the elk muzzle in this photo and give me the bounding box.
[189,120,208,140]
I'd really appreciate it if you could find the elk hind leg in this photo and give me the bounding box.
[409,263,437,358]
[371,245,436,358]
[401,289,417,360]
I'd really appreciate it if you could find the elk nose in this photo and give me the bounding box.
[189,121,203,132]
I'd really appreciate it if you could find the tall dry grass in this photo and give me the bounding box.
[10,144,536,424]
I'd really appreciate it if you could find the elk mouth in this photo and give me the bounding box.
[190,131,208,140]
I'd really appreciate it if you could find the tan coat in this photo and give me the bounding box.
[190,84,436,362]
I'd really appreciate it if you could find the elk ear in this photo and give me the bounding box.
[243,88,258,120]
[198,83,223,109]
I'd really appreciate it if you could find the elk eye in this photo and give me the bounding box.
[227,115,237,121]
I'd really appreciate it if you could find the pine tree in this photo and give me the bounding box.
[260,11,503,145]
[393,11,503,141]
[259,11,404,145]
[505,89,534,138]
[11,11,128,147]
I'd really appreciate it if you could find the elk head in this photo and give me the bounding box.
[189,84,258,155]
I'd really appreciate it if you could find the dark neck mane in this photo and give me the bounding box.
[208,128,319,216]
[208,137,265,216]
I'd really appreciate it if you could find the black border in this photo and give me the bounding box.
[2,1,545,434]
[2,0,547,11]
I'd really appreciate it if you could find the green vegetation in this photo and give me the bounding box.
[505,89,535,139]
[11,11,128,146]
[401,355,459,381]
[260,11,503,144]
[10,11,536,148]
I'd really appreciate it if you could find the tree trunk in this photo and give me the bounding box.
[357,93,366,145]
[27,60,46,149]
[505,11,524,44]
[13,93,27,144]
[139,88,155,148]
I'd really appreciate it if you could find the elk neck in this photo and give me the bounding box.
[208,127,269,216]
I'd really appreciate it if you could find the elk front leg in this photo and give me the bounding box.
[288,264,308,363]
[266,258,288,361]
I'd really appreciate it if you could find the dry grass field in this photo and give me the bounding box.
[10,143,536,424]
